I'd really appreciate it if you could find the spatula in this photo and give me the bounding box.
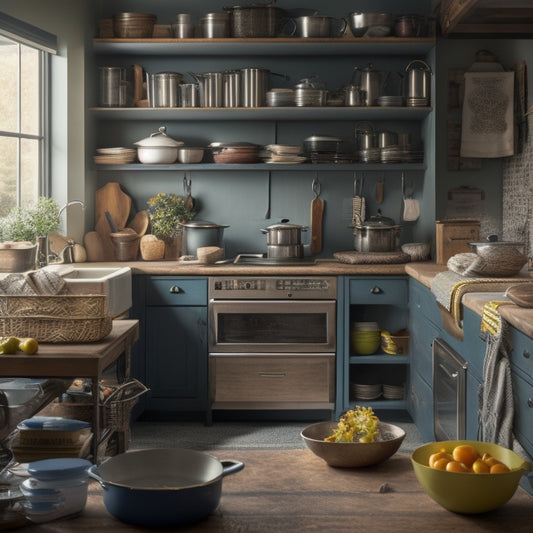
[310,175,324,255]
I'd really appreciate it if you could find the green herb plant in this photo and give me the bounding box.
[0,197,60,243]
[147,192,195,242]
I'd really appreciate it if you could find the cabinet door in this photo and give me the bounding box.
[409,370,433,442]
[145,306,207,411]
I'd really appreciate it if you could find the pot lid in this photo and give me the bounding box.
[182,220,229,229]
[134,126,183,147]
[28,458,92,481]
[304,135,342,142]
[264,223,306,230]
[363,210,396,227]
[208,142,259,148]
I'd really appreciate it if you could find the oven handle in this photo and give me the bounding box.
[259,372,286,378]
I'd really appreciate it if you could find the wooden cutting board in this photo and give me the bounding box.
[95,182,132,230]
[84,231,106,262]
[310,197,324,255]
[95,182,132,260]
[128,210,150,236]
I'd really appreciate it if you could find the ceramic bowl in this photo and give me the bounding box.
[411,440,532,514]
[301,421,405,467]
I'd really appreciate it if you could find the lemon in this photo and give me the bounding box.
[0,337,20,354]
[19,338,39,355]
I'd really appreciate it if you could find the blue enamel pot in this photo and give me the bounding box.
[89,448,244,527]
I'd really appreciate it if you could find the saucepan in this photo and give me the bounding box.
[89,448,244,527]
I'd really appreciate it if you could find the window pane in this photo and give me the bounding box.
[0,136,18,217]
[20,138,39,206]
[0,36,19,133]
[21,45,40,135]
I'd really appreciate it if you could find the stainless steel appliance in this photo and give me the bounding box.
[208,276,336,411]
[433,338,468,440]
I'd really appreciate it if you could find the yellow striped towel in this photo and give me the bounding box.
[480,301,513,337]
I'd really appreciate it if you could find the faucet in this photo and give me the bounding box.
[58,200,85,219]
[48,240,75,264]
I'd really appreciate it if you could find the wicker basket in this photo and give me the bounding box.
[0,294,111,343]
[103,378,149,431]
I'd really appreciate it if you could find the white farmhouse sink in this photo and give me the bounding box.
[43,265,132,317]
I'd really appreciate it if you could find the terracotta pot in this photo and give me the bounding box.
[164,232,183,260]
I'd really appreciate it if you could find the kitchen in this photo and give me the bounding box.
[1,0,533,529]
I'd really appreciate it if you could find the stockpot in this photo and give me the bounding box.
[89,448,244,527]
[261,223,307,245]
[181,220,229,256]
[351,212,401,252]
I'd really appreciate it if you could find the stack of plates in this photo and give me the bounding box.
[383,384,405,400]
[351,383,382,401]
[358,147,381,163]
[380,146,424,163]
[266,89,295,107]
[376,95,405,107]
[406,96,429,107]
[93,147,137,165]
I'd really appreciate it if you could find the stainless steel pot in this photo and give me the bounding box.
[404,60,432,102]
[267,244,303,258]
[344,85,365,106]
[291,15,347,38]
[350,63,389,106]
[241,67,269,107]
[98,66,134,107]
[146,71,183,107]
[225,4,287,38]
[181,220,229,256]
[89,448,244,528]
[261,223,307,245]
[351,212,401,252]
[189,72,223,108]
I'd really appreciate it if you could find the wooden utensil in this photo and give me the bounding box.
[376,178,384,204]
[310,176,324,255]
[128,210,150,236]
[84,231,106,262]
[94,217,116,260]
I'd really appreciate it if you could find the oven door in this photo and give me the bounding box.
[209,300,336,354]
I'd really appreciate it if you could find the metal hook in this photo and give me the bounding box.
[312,173,321,198]
[183,173,191,195]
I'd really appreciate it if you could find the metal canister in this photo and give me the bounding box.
[201,12,230,38]
[223,70,242,107]
[147,72,183,107]
[404,60,432,102]
[179,83,198,107]
[98,66,133,107]
[241,68,269,107]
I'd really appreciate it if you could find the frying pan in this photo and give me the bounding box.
[89,448,244,527]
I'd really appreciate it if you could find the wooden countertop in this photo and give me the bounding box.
[16,449,533,532]
[72,260,533,339]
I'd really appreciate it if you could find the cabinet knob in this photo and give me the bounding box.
[370,286,383,294]
[169,285,182,294]
[523,350,531,359]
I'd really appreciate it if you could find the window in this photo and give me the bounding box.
[0,12,57,217]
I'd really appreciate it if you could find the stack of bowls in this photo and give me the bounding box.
[113,12,156,38]
[350,322,380,355]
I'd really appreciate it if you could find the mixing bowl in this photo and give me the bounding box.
[351,330,381,355]
[411,440,532,514]
[301,421,405,467]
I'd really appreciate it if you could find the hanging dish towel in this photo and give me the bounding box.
[461,71,515,158]
[478,307,514,449]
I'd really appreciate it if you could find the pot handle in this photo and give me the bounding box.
[88,465,108,489]
[221,460,245,478]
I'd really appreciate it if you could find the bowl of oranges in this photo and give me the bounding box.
[411,440,532,514]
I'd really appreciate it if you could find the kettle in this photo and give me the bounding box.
[404,60,432,103]
[350,63,389,106]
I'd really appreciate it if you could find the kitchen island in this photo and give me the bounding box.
[17,448,533,532]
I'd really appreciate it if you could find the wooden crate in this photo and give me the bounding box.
[436,219,480,264]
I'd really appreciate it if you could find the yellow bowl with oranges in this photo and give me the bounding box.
[411,440,532,514]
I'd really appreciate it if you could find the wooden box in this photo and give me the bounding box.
[436,219,480,264]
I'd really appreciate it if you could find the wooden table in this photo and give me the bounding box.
[15,449,533,532]
[0,320,139,462]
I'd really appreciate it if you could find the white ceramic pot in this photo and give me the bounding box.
[134,126,183,164]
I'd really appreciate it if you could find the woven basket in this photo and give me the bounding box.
[103,378,149,431]
[0,294,111,342]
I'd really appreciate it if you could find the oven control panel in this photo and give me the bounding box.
[209,277,337,299]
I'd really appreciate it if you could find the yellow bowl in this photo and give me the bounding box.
[301,421,405,468]
[411,440,532,514]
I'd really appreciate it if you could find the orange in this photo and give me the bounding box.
[490,463,510,474]
[432,457,451,470]
[446,460,470,473]
[481,453,501,467]
[452,444,479,468]
[429,451,452,468]
[472,458,490,474]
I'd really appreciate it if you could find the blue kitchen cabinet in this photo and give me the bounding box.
[338,276,410,417]
[408,278,441,441]
[132,276,209,418]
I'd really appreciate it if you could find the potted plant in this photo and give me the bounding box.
[0,197,60,270]
[143,193,195,260]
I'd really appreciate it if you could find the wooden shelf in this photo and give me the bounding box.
[349,354,409,365]
[90,106,432,121]
[92,163,426,172]
[94,37,436,56]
